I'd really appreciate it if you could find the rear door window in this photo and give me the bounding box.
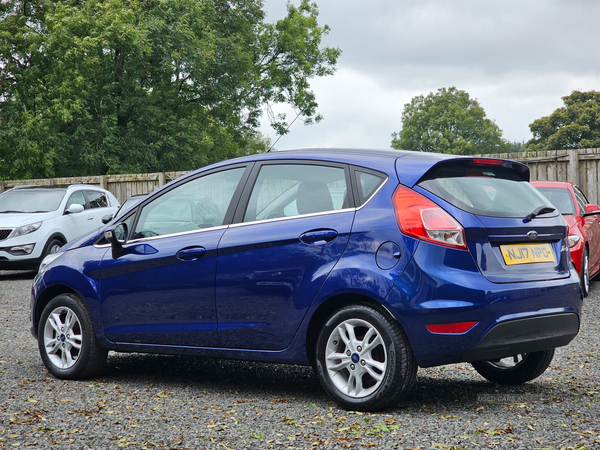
[86,191,109,208]
[243,164,348,222]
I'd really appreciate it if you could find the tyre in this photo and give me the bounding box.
[581,247,590,297]
[471,349,555,385]
[314,304,417,411]
[43,238,63,258]
[38,293,107,379]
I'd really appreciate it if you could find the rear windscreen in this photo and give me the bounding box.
[418,177,558,218]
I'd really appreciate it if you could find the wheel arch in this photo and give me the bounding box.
[305,293,398,365]
[32,284,79,339]
[42,232,67,250]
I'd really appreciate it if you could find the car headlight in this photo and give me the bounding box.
[567,235,580,248]
[38,251,64,273]
[9,221,42,238]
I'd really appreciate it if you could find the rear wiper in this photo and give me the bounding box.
[525,206,556,221]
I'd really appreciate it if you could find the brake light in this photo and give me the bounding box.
[471,158,504,166]
[393,185,467,249]
[426,321,478,334]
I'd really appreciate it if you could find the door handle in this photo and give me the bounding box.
[299,229,338,245]
[176,246,206,261]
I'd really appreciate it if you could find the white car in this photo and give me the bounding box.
[0,185,119,270]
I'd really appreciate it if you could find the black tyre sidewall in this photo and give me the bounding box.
[471,349,555,385]
[315,304,415,411]
[581,248,589,297]
[38,294,104,379]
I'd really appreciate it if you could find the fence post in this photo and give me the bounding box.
[99,175,108,190]
[568,149,580,185]
[0,181,4,193]
[158,172,166,188]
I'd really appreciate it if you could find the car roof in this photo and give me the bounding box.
[11,184,107,191]
[182,148,484,186]
[530,180,574,189]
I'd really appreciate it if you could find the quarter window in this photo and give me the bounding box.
[355,171,385,205]
[243,164,347,222]
[133,167,245,239]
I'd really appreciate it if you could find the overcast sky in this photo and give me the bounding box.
[260,0,600,151]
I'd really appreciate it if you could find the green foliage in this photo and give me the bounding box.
[525,90,600,151]
[391,87,510,155]
[0,0,339,178]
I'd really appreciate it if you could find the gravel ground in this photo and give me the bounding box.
[1,270,599,450]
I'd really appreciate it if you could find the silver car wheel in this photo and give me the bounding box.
[325,318,387,398]
[42,306,83,369]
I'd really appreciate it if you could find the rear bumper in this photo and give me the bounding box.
[459,313,579,362]
[385,241,583,368]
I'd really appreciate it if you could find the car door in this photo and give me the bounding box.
[574,185,600,272]
[215,162,355,350]
[60,190,94,241]
[98,165,248,347]
[84,190,114,232]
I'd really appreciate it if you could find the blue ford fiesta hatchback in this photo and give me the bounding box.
[30,149,582,411]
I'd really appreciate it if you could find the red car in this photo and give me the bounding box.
[532,181,600,297]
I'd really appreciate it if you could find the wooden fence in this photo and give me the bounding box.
[1,148,599,205]
[478,148,600,205]
[0,171,189,203]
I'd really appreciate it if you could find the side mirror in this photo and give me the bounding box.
[102,214,114,224]
[582,204,600,217]
[66,203,85,214]
[104,223,128,259]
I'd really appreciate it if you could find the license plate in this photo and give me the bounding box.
[500,243,555,265]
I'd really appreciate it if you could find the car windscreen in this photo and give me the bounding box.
[534,187,577,215]
[418,177,557,218]
[0,189,66,213]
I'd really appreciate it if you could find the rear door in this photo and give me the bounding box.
[574,185,600,272]
[215,161,355,350]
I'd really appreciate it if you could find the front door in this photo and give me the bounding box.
[98,166,247,347]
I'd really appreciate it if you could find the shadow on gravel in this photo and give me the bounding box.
[104,353,324,400]
[0,270,37,280]
[99,352,550,409]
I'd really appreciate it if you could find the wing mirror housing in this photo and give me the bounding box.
[104,223,128,259]
[583,204,600,217]
[66,204,85,214]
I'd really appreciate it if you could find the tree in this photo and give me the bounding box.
[0,0,340,178]
[525,91,600,151]
[391,87,510,155]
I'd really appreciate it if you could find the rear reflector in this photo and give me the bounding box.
[393,185,467,249]
[426,322,478,334]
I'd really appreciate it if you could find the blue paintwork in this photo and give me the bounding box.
[30,149,584,370]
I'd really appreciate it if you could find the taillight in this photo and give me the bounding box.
[393,185,467,249]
